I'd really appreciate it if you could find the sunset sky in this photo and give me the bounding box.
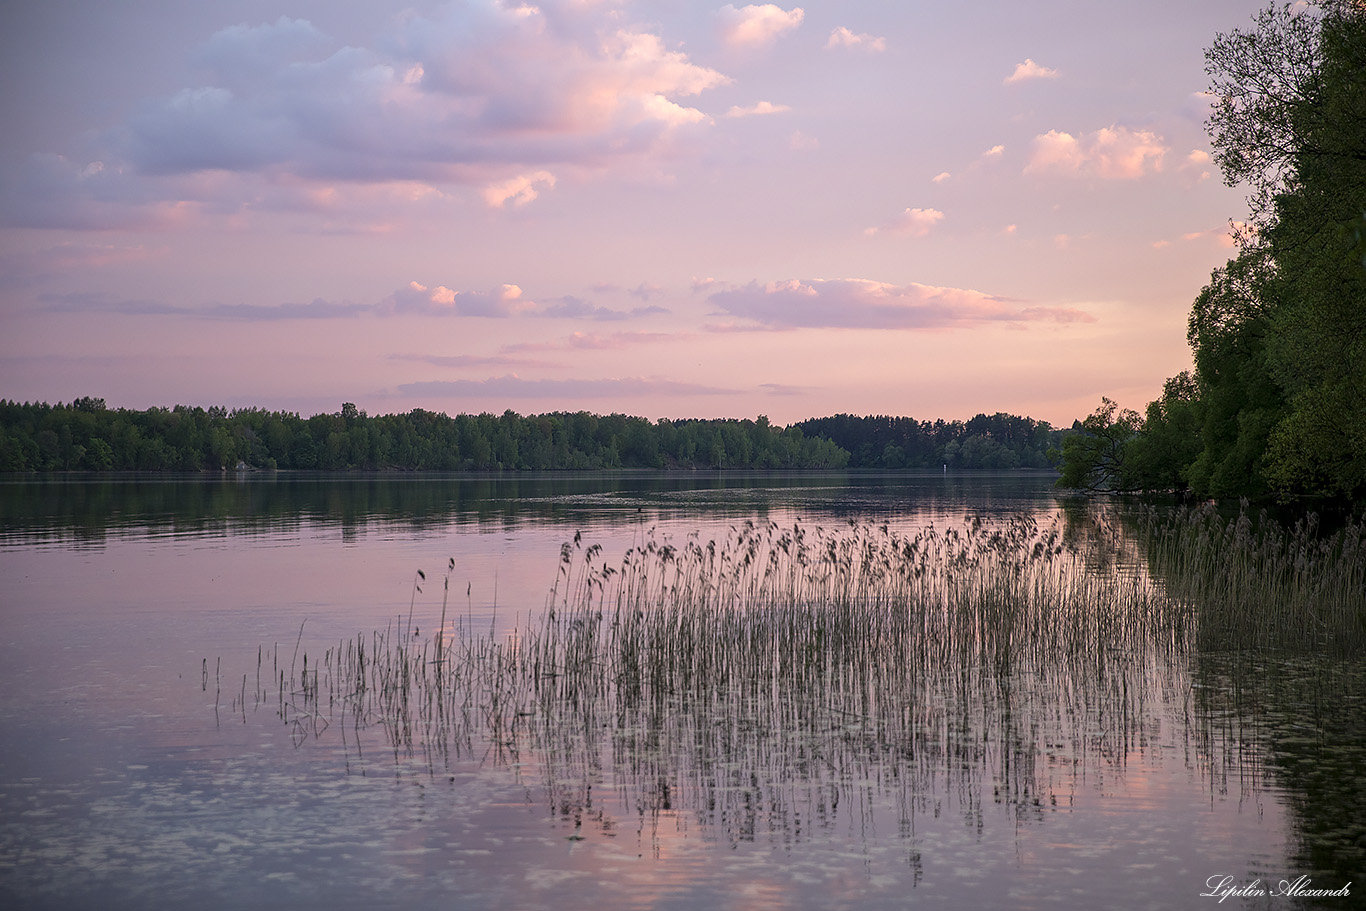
[1,0,1264,427]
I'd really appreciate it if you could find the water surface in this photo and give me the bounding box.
[0,472,1346,909]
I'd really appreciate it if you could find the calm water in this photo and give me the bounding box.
[0,472,1355,909]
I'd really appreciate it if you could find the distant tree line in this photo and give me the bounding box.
[0,399,1067,473]
[1060,1,1365,502]
[792,413,1063,469]
[0,399,851,471]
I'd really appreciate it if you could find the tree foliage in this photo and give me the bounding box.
[0,400,859,472]
[1061,1,1366,501]
[1054,399,1143,492]
[793,413,1063,470]
[0,401,1073,475]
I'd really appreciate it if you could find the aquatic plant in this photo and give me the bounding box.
[1133,501,1366,654]
[239,502,1364,862]
[253,510,1206,843]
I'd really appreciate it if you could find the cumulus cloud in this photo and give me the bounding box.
[3,4,730,227]
[865,207,944,237]
[384,281,537,317]
[1180,149,1213,182]
[1004,58,1059,84]
[932,171,951,183]
[826,27,885,52]
[718,4,804,47]
[1024,125,1167,179]
[192,16,333,89]
[724,101,791,118]
[708,278,1094,330]
[483,171,556,208]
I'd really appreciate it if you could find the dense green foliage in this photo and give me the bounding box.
[793,412,1063,469]
[1054,399,1144,492]
[0,399,849,471]
[0,399,1066,473]
[1062,1,1366,501]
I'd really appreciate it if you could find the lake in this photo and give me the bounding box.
[0,471,1359,910]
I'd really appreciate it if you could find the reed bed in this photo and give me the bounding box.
[1133,501,1366,654]
[257,511,1206,840]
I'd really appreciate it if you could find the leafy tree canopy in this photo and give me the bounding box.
[1061,1,1366,502]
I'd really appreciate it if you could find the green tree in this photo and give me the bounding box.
[1056,399,1143,492]
[1101,1,1366,500]
[1206,1,1366,223]
[1183,249,1287,497]
[1201,0,1366,498]
[1124,372,1203,493]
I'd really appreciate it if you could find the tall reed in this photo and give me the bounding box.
[259,510,1206,841]
[1133,501,1366,654]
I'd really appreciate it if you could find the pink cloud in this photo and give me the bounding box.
[379,283,665,321]
[1180,149,1213,183]
[1024,125,1167,179]
[826,27,885,52]
[1004,58,1059,84]
[724,101,791,118]
[865,207,944,237]
[718,4,804,47]
[33,275,665,325]
[384,281,535,317]
[3,5,731,228]
[709,278,1094,329]
[482,171,556,208]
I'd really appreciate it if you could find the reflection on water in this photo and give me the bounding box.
[249,512,1285,908]
[0,474,1357,909]
[0,470,1059,547]
[1193,652,1366,894]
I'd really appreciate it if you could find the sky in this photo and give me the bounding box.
[0,0,1266,428]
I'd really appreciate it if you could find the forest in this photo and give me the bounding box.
[1061,1,1365,502]
[0,399,1062,473]
[792,413,1062,469]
